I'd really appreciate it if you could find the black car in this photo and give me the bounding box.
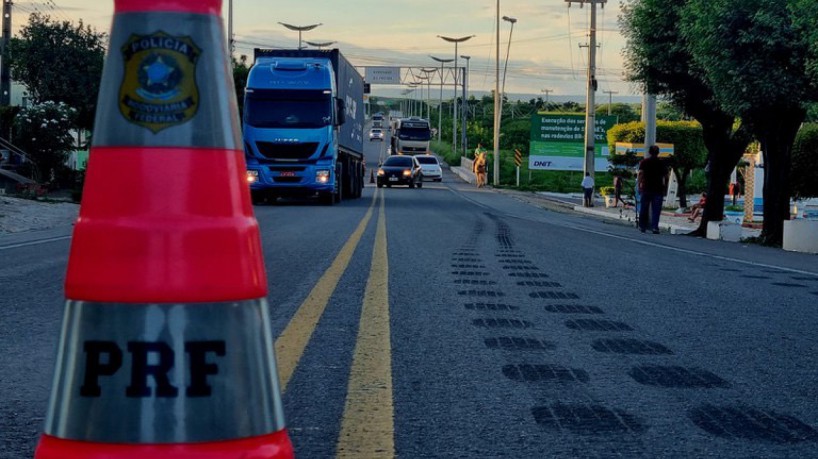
[376,155,423,188]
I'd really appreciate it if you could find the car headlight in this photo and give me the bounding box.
[402,169,411,177]
[316,169,330,184]
[377,169,385,176]
[246,170,259,183]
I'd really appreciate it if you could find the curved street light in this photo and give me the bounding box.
[278,22,323,49]
[430,56,454,142]
[460,54,471,157]
[501,16,517,98]
[437,35,475,155]
[305,40,336,49]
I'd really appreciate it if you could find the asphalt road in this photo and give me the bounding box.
[1,127,818,458]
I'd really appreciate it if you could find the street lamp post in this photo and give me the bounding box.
[305,40,336,50]
[278,22,322,50]
[498,16,517,136]
[493,0,501,185]
[421,68,436,122]
[437,35,475,157]
[430,56,453,143]
[501,16,517,97]
[415,74,431,120]
[460,55,470,157]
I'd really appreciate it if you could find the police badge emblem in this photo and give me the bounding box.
[119,32,201,133]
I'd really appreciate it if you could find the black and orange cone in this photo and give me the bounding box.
[35,1,293,458]
[370,168,375,183]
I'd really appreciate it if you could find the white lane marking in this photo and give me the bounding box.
[0,235,72,250]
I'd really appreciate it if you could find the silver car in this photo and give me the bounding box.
[415,155,443,182]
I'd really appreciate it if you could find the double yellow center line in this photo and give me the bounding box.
[273,189,395,458]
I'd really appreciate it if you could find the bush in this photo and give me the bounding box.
[599,186,616,196]
[791,123,818,199]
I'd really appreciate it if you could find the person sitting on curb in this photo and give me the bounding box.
[689,192,707,222]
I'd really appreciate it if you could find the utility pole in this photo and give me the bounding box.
[566,0,606,179]
[604,90,618,116]
[461,55,470,157]
[227,0,233,56]
[493,0,500,185]
[1,0,12,107]
[642,94,657,148]
[541,89,553,111]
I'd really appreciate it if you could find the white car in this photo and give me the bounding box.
[415,155,443,182]
[369,128,384,141]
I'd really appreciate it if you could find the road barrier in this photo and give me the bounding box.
[34,1,293,458]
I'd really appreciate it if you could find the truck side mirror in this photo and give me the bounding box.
[336,98,346,126]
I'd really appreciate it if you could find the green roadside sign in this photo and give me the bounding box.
[528,114,618,171]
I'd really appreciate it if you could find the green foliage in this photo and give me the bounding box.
[656,101,689,121]
[13,101,77,183]
[595,103,639,124]
[792,0,818,83]
[9,13,105,131]
[686,169,708,194]
[500,118,531,154]
[683,0,814,122]
[791,123,818,199]
[599,186,616,196]
[233,55,250,119]
[606,120,706,170]
[606,120,707,207]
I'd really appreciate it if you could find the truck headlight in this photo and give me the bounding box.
[316,169,330,184]
[246,170,259,183]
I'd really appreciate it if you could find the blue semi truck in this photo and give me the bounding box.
[243,49,365,205]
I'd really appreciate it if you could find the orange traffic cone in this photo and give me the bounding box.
[35,1,293,458]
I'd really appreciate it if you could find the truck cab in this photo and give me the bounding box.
[243,49,364,205]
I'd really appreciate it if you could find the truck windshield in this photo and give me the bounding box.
[244,89,332,128]
[398,127,431,141]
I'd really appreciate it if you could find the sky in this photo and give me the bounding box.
[12,0,636,99]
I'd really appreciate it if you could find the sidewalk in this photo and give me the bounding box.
[446,162,762,239]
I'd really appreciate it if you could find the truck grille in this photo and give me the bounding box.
[273,177,303,183]
[401,146,427,153]
[256,142,319,160]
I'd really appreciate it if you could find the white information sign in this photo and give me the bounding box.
[365,67,402,85]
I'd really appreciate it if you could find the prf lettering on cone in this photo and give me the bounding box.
[35,1,294,458]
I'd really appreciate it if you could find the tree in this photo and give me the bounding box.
[595,103,640,123]
[233,55,250,119]
[684,0,818,245]
[607,121,707,207]
[621,0,752,238]
[13,101,77,183]
[9,13,105,132]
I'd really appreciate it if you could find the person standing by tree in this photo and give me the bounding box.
[637,145,668,234]
[613,175,624,207]
[581,172,595,207]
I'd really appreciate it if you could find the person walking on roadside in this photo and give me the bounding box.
[473,151,488,188]
[637,145,668,234]
[613,175,624,207]
[581,172,595,207]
